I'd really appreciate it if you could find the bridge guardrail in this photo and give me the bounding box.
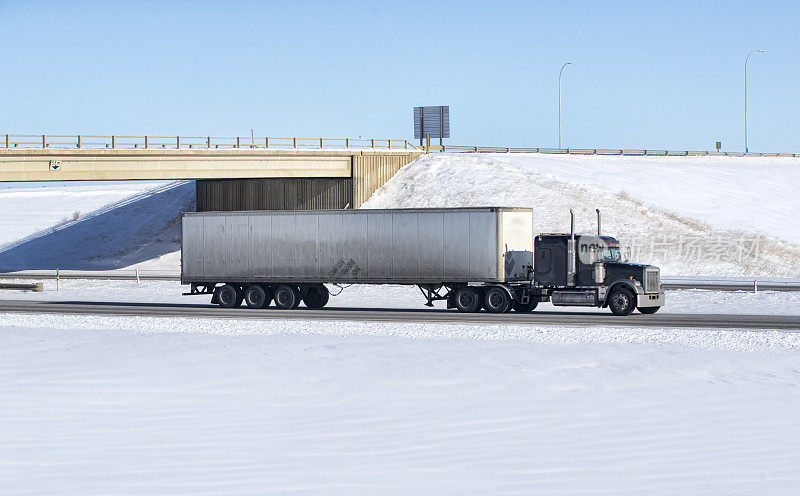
[0,134,417,151]
[437,144,799,158]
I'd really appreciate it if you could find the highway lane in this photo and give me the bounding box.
[1,299,798,330]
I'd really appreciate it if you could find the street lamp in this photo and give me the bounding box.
[744,49,764,153]
[558,62,572,149]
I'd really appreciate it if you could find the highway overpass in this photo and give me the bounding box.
[0,134,423,208]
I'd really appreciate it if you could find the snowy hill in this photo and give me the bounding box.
[0,181,193,271]
[363,153,800,278]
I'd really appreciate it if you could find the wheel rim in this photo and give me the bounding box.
[277,290,290,307]
[220,289,233,305]
[248,289,263,306]
[612,292,629,310]
[459,292,474,308]
[489,291,503,308]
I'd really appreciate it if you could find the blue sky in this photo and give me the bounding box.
[1,1,798,152]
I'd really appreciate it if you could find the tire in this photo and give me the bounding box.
[608,287,636,316]
[244,284,271,309]
[217,284,243,309]
[483,286,511,313]
[454,286,482,313]
[274,284,299,310]
[302,284,330,309]
[638,306,660,314]
[513,300,538,313]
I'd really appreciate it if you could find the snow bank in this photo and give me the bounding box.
[1,321,799,494]
[363,153,800,277]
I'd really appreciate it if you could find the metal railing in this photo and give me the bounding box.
[4,133,796,158]
[435,145,800,158]
[0,134,418,151]
[1,270,799,291]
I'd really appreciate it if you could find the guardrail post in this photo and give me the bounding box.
[320,138,324,149]
[371,138,375,149]
[144,136,149,148]
[207,136,211,148]
[5,134,9,148]
[42,135,47,148]
[293,137,297,149]
[111,136,116,148]
[77,135,82,148]
[236,136,241,148]
[346,138,350,148]
[265,137,269,148]
[404,140,407,150]
[176,136,181,149]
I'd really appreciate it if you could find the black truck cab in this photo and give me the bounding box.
[533,232,664,315]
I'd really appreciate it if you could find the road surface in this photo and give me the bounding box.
[0,300,797,330]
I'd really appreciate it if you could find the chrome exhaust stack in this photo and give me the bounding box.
[596,208,601,236]
[567,209,576,286]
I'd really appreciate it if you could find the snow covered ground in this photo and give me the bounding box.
[364,153,800,278]
[2,312,799,495]
[0,181,191,271]
[2,154,800,494]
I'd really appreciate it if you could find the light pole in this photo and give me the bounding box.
[558,62,572,149]
[744,49,764,153]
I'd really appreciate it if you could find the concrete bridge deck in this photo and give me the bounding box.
[0,134,423,208]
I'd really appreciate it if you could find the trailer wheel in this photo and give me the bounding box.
[274,285,298,310]
[302,285,330,309]
[638,306,660,314]
[454,286,481,313]
[513,300,538,312]
[244,284,271,309]
[216,284,243,309]
[608,287,636,316]
[483,286,511,313]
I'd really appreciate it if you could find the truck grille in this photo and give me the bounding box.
[645,267,660,293]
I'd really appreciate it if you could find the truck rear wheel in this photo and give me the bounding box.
[513,300,538,312]
[638,306,660,314]
[608,287,636,316]
[244,284,271,309]
[454,286,481,313]
[217,284,243,309]
[274,285,299,310]
[483,286,511,313]
[302,285,330,309]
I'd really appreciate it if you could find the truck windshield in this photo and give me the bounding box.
[598,247,622,262]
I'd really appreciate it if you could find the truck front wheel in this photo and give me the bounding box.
[217,284,243,309]
[454,286,482,313]
[608,288,636,316]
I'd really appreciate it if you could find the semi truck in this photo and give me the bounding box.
[181,207,664,315]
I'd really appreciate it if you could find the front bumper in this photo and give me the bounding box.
[637,290,665,308]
